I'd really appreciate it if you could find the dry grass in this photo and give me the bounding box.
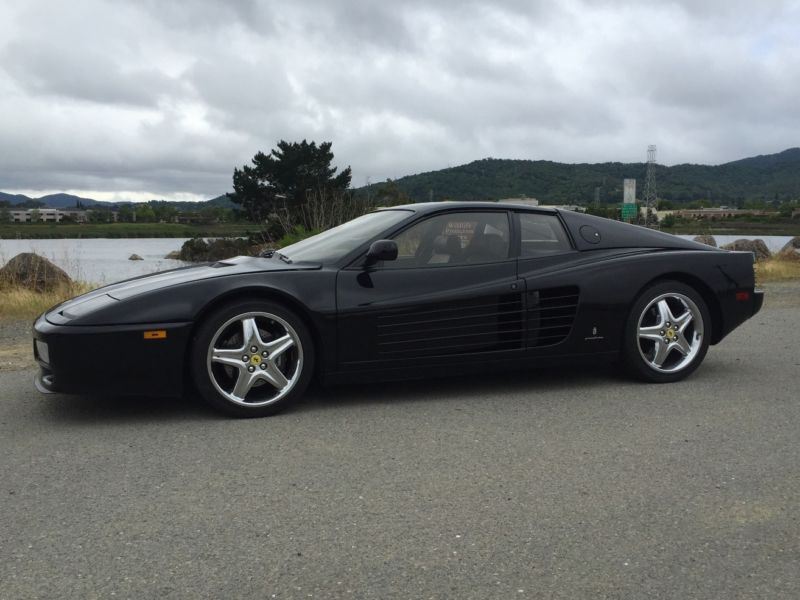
[755,256,800,284]
[0,282,95,321]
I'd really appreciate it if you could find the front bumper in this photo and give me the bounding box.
[34,369,56,394]
[33,313,193,397]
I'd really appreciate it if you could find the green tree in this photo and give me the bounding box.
[200,205,230,223]
[779,201,799,218]
[88,207,113,223]
[656,199,674,211]
[135,204,156,222]
[117,204,134,222]
[373,179,411,206]
[231,140,352,222]
[150,201,178,223]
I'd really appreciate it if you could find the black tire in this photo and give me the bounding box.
[623,280,711,383]
[190,300,314,417]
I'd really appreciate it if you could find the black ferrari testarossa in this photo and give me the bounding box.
[33,202,763,417]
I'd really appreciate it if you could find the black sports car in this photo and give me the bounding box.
[33,202,763,417]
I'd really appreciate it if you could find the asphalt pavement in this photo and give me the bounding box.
[1,290,799,599]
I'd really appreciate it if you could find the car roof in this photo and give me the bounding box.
[380,201,559,215]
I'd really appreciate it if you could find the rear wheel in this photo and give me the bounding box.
[191,300,314,417]
[623,281,710,383]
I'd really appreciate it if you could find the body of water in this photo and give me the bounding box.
[0,234,794,286]
[0,238,190,284]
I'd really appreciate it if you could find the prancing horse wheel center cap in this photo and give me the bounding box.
[250,354,262,366]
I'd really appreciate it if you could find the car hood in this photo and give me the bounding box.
[102,255,320,300]
[48,255,320,323]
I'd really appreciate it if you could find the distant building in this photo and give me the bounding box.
[676,208,777,220]
[10,209,63,223]
[6,208,114,223]
[59,209,90,223]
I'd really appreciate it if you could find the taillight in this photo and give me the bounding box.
[735,291,750,301]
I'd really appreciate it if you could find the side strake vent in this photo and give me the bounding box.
[527,286,580,347]
[376,293,525,358]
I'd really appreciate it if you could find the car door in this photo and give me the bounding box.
[336,210,525,374]
[514,211,584,353]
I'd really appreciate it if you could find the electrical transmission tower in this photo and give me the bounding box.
[641,144,658,227]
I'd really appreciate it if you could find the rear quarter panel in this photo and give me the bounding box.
[519,248,757,356]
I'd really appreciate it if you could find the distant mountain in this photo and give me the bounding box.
[361,147,800,205]
[36,193,103,208]
[0,191,235,210]
[0,191,34,204]
[5,148,799,210]
[206,194,237,209]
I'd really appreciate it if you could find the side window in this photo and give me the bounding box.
[386,211,510,268]
[518,213,572,257]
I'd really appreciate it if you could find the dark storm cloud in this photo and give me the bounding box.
[0,0,798,199]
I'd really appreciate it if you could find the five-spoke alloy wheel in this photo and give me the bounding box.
[191,300,314,417]
[623,280,710,383]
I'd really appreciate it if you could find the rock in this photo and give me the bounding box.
[164,250,182,260]
[777,236,800,261]
[128,254,144,261]
[692,235,717,247]
[0,252,72,292]
[207,238,252,261]
[720,238,771,261]
[178,238,210,262]
[178,237,253,262]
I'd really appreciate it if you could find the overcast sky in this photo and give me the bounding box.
[0,0,798,202]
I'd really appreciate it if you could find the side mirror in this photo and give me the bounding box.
[365,239,398,266]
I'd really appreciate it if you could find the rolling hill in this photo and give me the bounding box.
[363,148,800,205]
[3,148,800,210]
[0,192,235,210]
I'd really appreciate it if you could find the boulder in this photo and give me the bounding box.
[164,250,182,260]
[178,237,253,262]
[0,252,72,292]
[692,235,717,247]
[178,238,210,261]
[720,238,771,261]
[206,238,251,261]
[777,236,800,261]
[128,253,144,261]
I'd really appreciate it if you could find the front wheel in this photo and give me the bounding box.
[623,281,710,383]
[190,300,314,417]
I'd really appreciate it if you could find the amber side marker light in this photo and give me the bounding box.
[735,291,750,301]
[143,330,167,340]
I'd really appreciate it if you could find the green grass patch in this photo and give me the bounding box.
[0,222,259,239]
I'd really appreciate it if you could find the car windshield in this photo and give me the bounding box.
[277,209,413,263]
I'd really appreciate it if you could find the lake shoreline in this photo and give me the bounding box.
[0,222,258,239]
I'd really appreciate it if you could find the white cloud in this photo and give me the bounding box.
[0,0,798,199]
